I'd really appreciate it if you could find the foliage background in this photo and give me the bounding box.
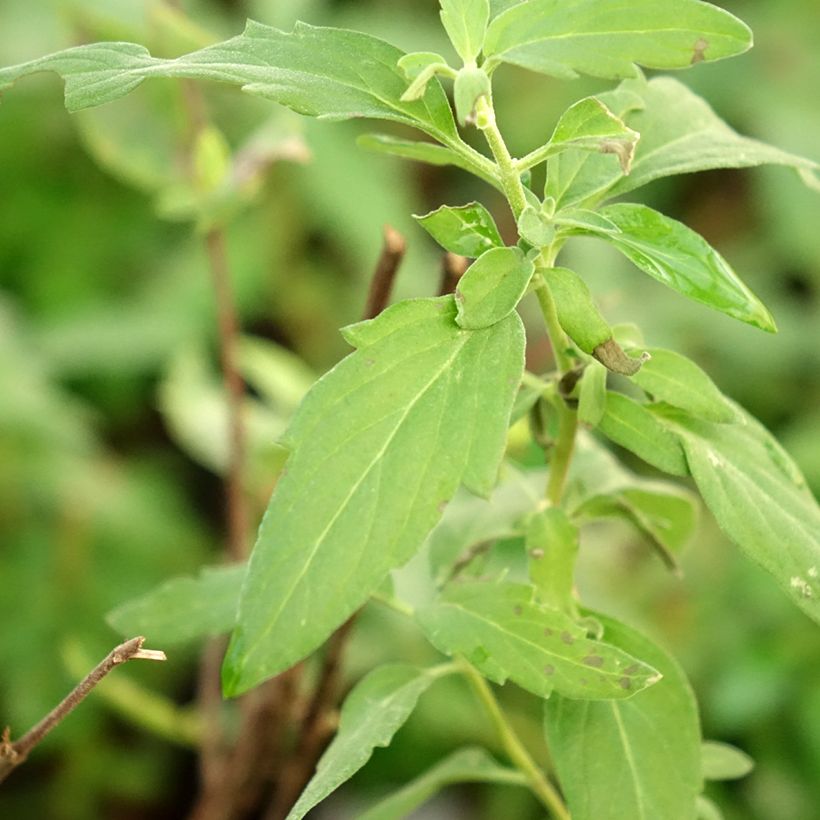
[0,0,817,817]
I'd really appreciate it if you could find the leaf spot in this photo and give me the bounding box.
[619,677,632,690]
[707,449,723,468]
[544,664,555,676]
[513,605,523,616]
[809,566,818,579]
[790,576,814,598]
[623,663,642,675]
[543,627,554,637]
[691,37,709,65]
[529,548,545,560]
[560,630,575,645]
[583,655,604,668]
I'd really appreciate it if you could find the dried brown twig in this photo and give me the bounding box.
[0,637,166,785]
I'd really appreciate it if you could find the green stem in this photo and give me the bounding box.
[459,660,570,820]
[474,95,528,218]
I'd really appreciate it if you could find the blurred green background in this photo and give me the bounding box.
[0,1,818,818]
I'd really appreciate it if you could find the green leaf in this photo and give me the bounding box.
[358,747,525,820]
[701,741,754,781]
[655,404,820,625]
[598,392,689,477]
[567,434,698,568]
[545,267,612,354]
[418,581,661,699]
[287,664,448,820]
[549,76,819,208]
[0,21,457,141]
[593,204,777,333]
[106,564,244,645]
[577,361,608,427]
[526,508,579,614]
[631,348,736,424]
[223,297,524,695]
[453,66,491,125]
[517,206,554,247]
[554,208,622,236]
[484,0,751,80]
[357,134,499,188]
[415,202,504,257]
[696,796,724,820]
[455,247,534,329]
[428,465,544,584]
[544,613,702,820]
[440,0,490,63]
[521,97,639,174]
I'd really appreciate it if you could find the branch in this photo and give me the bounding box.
[0,637,166,785]
[362,224,407,320]
[438,252,469,296]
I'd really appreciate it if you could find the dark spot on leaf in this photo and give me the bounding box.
[583,655,604,668]
[513,605,523,616]
[438,501,448,514]
[619,677,632,690]
[691,37,709,65]
[560,631,574,645]
[580,678,588,686]
[623,664,642,675]
[544,664,555,676]
[543,628,553,637]
[529,548,545,560]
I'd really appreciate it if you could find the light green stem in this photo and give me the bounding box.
[459,660,570,820]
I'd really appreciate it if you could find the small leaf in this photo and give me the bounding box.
[0,22,458,143]
[696,796,725,820]
[544,267,612,354]
[287,664,447,820]
[593,204,777,333]
[526,508,579,614]
[359,747,524,820]
[577,361,608,427]
[656,404,820,625]
[453,66,491,125]
[517,206,554,247]
[545,613,702,820]
[554,208,622,235]
[418,582,661,700]
[415,202,504,257]
[456,247,534,329]
[223,297,524,695]
[701,741,754,781]
[440,0,490,63]
[484,0,751,79]
[107,564,245,645]
[630,348,736,424]
[398,51,451,81]
[598,392,689,477]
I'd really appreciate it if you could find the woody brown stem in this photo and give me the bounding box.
[362,225,407,320]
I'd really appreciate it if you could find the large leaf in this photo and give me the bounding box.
[107,564,244,645]
[655,404,820,625]
[0,21,456,142]
[544,614,702,820]
[222,298,524,694]
[358,747,525,820]
[590,204,776,332]
[419,581,661,699]
[287,664,448,820]
[484,0,751,80]
[549,76,819,208]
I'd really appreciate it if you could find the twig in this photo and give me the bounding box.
[205,228,249,562]
[0,637,166,785]
[362,224,407,320]
[438,252,469,296]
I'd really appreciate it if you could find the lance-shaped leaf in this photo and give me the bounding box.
[456,246,534,329]
[359,747,525,820]
[418,581,661,699]
[0,21,457,142]
[520,97,639,174]
[440,0,490,64]
[544,613,702,820]
[586,204,776,332]
[654,404,820,625]
[549,76,819,208]
[701,741,754,781]
[107,564,244,645]
[415,202,504,257]
[598,392,689,477]
[630,348,736,424]
[287,664,450,820]
[222,297,525,695]
[483,0,751,80]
